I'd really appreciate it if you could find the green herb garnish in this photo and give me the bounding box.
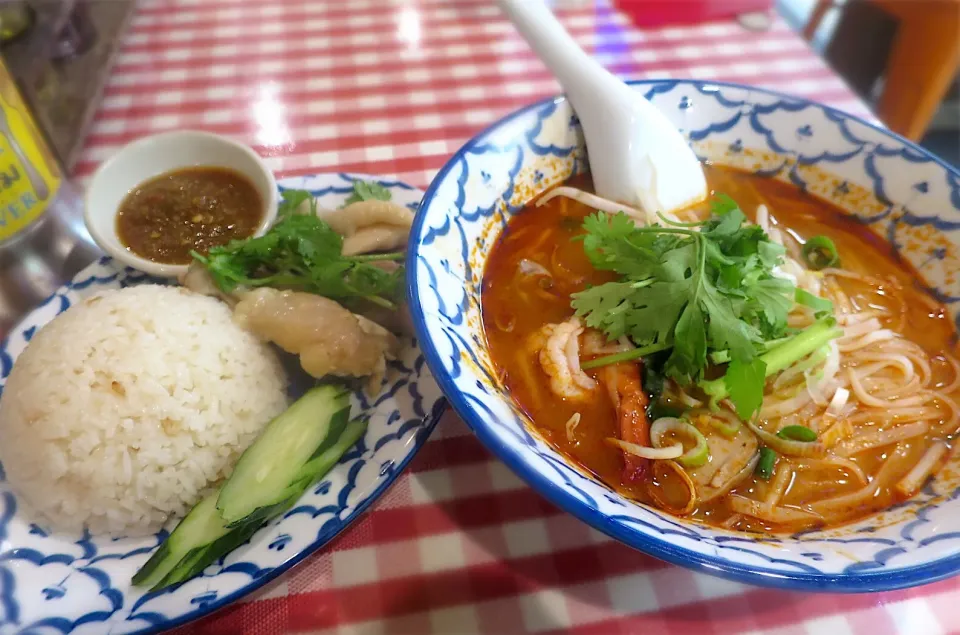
[343,179,392,206]
[699,317,843,415]
[795,288,834,316]
[755,447,777,480]
[193,189,404,309]
[801,235,840,270]
[571,197,801,418]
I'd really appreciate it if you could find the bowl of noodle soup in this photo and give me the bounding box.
[409,80,960,591]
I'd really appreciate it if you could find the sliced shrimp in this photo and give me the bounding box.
[526,317,596,400]
[602,360,651,483]
[582,329,652,482]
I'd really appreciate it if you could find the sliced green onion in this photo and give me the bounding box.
[795,288,834,315]
[801,235,840,270]
[650,417,710,468]
[708,410,741,437]
[777,425,818,442]
[755,447,777,481]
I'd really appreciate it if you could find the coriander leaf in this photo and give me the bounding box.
[344,180,392,206]
[572,197,796,412]
[743,277,794,338]
[572,281,640,339]
[724,357,767,419]
[795,288,834,316]
[667,300,707,381]
[701,279,762,362]
[579,212,667,276]
[710,193,740,216]
[195,197,404,307]
[624,279,692,350]
[758,241,786,269]
[701,207,745,240]
[278,189,314,219]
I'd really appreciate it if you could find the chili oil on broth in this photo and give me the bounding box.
[116,167,264,265]
[481,166,960,534]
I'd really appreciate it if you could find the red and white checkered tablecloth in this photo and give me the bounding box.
[75,1,960,633]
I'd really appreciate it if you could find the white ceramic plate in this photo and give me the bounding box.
[0,173,445,634]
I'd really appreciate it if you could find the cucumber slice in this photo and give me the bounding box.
[132,493,230,589]
[133,387,368,592]
[157,415,363,589]
[225,419,368,527]
[216,385,350,524]
[151,520,262,591]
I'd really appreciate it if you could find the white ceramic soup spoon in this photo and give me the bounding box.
[497,0,707,218]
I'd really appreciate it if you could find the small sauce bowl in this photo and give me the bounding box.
[84,131,278,277]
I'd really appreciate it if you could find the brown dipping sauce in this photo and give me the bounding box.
[116,167,263,264]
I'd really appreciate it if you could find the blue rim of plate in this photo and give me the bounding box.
[406,79,960,593]
[0,173,446,634]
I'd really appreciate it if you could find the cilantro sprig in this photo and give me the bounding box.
[571,196,840,419]
[192,188,404,309]
[344,179,392,206]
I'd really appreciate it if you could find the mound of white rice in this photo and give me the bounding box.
[0,285,289,536]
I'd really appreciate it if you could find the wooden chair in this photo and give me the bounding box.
[804,0,960,141]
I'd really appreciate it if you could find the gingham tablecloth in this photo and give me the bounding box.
[76,1,960,633]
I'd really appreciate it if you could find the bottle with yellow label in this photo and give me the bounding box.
[0,60,62,243]
[0,57,99,335]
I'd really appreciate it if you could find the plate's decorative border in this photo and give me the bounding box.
[0,174,445,634]
[408,80,960,593]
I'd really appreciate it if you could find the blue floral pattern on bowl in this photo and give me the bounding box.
[407,80,960,593]
[0,174,445,634]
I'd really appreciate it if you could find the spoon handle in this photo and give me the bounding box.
[496,0,629,104]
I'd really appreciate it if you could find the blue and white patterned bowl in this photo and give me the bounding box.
[0,174,445,634]
[408,80,960,593]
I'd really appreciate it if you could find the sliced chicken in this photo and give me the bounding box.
[233,288,399,381]
[343,225,410,256]
[317,199,414,236]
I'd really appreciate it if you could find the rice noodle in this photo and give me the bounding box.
[838,329,896,352]
[728,495,824,524]
[823,268,887,287]
[896,442,947,497]
[797,456,868,485]
[933,392,960,434]
[805,443,913,515]
[755,204,770,233]
[825,387,850,418]
[565,413,581,443]
[763,463,794,509]
[820,418,854,448]
[851,354,916,385]
[935,353,960,393]
[833,421,930,457]
[760,388,813,419]
[846,368,929,408]
[841,318,883,340]
[535,187,649,222]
